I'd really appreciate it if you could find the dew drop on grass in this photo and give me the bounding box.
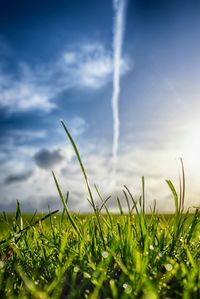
[123,283,132,294]
[123,283,128,289]
[74,266,80,273]
[125,285,132,294]
[165,263,173,271]
[102,251,109,258]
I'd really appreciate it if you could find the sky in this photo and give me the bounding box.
[1,0,200,213]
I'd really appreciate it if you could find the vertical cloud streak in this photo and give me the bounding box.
[112,0,127,163]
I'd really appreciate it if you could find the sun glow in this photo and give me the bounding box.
[182,122,200,177]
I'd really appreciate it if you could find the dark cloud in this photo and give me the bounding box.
[34,148,64,170]
[4,171,32,185]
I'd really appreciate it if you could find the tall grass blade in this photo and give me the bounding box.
[52,171,82,237]
[166,179,178,214]
[61,120,105,248]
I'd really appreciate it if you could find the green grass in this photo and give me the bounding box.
[0,122,200,298]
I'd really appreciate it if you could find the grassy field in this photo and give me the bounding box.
[0,122,200,298]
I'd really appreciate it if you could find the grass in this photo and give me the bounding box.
[0,122,200,298]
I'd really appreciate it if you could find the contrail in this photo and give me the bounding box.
[112,0,127,163]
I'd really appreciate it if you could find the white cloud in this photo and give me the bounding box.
[81,42,104,53]
[11,129,47,140]
[69,116,88,136]
[63,52,77,65]
[0,41,132,113]
[79,56,112,88]
[0,72,55,112]
[61,43,130,89]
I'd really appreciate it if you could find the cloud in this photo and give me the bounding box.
[0,41,131,113]
[0,72,56,112]
[79,56,113,89]
[69,116,88,136]
[34,148,65,170]
[63,52,76,65]
[0,129,47,146]
[60,42,130,89]
[0,129,48,169]
[4,171,33,184]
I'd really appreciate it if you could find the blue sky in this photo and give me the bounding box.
[1,0,200,212]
